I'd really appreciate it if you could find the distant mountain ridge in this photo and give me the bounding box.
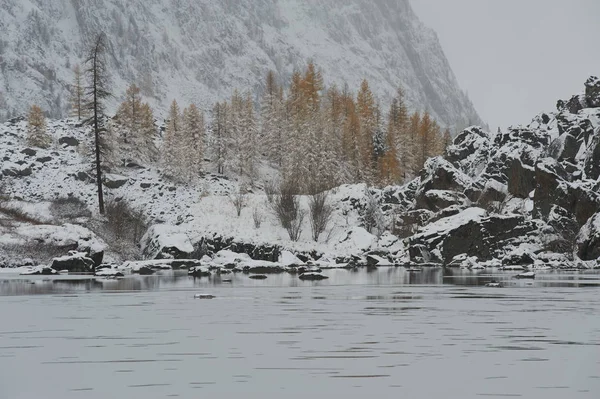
[0,0,482,129]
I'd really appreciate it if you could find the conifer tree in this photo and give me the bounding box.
[70,65,85,121]
[138,103,158,163]
[441,128,453,152]
[27,105,51,148]
[163,100,182,177]
[83,33,111,214]
[211,101,229,175]
[182,103,204,181]
[117,83,142,143]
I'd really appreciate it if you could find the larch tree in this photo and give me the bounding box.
[441,128,453,153]
[27,105,51,148]
[163,100,182,178]
[182,103,205,181]
[83,33,111,214]
[356,79,376,183]
[138,102,158,163]
[117,83,142,144]
[210,101,229,175]
[70,64,85,121]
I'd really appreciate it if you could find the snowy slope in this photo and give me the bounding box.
[0,0,482,130]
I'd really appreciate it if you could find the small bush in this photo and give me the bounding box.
[272,180,305,242]
[308,191,333,242]
[0,202,45,225]
[50,197,91,221]
[362,190,386,237]
[105,199,148,244]
[230,187,247,217]
[253,207,263,229]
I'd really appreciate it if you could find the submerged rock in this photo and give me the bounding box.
[298,273,329,281]
[249,274,268,280]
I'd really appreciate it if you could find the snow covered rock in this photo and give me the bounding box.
[141,225,194,260]
[417,157,472,195]
[103,174,129,189]
[2,162,32,177]
[577,213,600,261]
[19,265,57,276]
[51,251,95,273]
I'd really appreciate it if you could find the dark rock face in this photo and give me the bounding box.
[418,157,470,193]
[416,190,468,212]
[585,76,600,108]
[51,253,95,273]
[507,158,536,198]
[477,180,507,207]
[584,133,600,180]
[577,213,600,261]
[563,95,585,114]
[58,137,80,147]
[408,210,537,264]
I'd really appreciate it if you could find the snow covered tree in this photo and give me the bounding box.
[27,105,51,148]
[356,79,376,183]
[210,101,229,175]
[163,100,182,178]
[441,128,453,153]
[83,33,111,214]
[182,103,204,181]
[70,65,85,121]
[116,83,142,144]
[138,103,158,163]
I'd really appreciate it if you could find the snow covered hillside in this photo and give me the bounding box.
[0,0,481,130]
[1,76,599,273]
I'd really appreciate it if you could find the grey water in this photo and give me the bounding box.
[1,268,599,398]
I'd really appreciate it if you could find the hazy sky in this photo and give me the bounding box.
[410,0,600,130]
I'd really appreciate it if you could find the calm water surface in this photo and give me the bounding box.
[1,268,599,398]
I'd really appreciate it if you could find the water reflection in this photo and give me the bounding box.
[0,268,599,296]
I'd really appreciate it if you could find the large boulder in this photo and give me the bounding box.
[477,179,508,207]
[576,213,600,261]
[585,76,600,108]
[51,252,95,273]
[141,224,194,259]
[533,158,571,219]
[104,174,129,189]
[58,136,79,147]
[418,157,472,194]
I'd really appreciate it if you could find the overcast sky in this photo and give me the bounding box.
[410,0,600,130]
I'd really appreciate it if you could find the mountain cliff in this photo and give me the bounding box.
[0,0,482,129]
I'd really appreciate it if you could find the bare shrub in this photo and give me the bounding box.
[309,191,333,242]
[252,207,263,229]
[0,202,45,225]
[50,197,91,222]
[272,180,305,241]
[230,187,247,217]
[105,199,148,244]
[264,180,277,203]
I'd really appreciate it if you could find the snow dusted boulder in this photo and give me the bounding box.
[548,132,579,164]
[477,179,507,207]
[417,157,472,194]
[585,76,600,108]
[577,213,600,261]
[141,224,194,259]
[502,248,536,266]
[51,251,95,273]
[416,189,469,213]
[495,127,550,150]
[104,174,129,189]
[335,227,377,255]
[279,251,304,266]
[20,265,57,276]
[2,162,32,177]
